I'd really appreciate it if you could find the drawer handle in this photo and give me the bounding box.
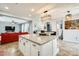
[32,44,36,47]
[26,41,28,42]
[38,51,40,56]
[20,40,21,42]
[23,42,25,46]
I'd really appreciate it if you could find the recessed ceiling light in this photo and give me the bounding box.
[31,8,35,12]
[4,6,9,9]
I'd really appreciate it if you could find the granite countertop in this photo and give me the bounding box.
[20,34,57,45]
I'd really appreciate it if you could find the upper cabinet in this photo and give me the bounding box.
[65,19,79,29]
[65,20,72,29]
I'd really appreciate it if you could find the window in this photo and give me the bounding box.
[21,23,29,32]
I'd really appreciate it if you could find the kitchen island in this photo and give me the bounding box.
[19,34,59,56]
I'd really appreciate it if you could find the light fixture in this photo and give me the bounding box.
[65,11,73,20]
[31,8,35,12]
[43,10,48,13]
[4,6,9,9]
[41,10,51,20]
[41,14,51,20]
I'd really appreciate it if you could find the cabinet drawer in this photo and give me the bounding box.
[31,43,40,49]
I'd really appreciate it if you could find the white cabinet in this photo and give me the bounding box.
[19,35,59,56]
[40,40,53,56]
[19,36,40,56]
[63,20,79,43]
[63,30,79,43]
[31,40,58,56]
[30,42,40,56]
[63,30,76,42]
[30,40,56,56]
[25,39,31,56]
[19,37,24,53]
[76,30,79,41]
[53,39,59,55]
[19,36,31,56]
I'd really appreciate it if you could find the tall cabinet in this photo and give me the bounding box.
[63,20,79,43]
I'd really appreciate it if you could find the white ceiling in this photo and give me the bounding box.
[0,3,79,20]
[0,3,47,18]
[0,16,27,24]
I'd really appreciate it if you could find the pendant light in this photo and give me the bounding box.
[65,11,73,20]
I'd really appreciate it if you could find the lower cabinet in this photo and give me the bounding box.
[19,37,31,56]
[19,37,40,56]
[76,30,79,41]
[30,42,40,56]
[25,39,31,56]
[63,30,79,43]
[19,37,24,54]
[30,40,54,56]
[39,40,53,56]
[52,39,59,55]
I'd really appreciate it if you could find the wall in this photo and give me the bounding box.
[0,14,30,34]
[0,21,20,34]
[0,11,35,34]
[32,15,41,31]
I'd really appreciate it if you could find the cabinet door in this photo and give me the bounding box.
[19,37,24,52]
[63,30,76,42]
[76,30,79,42]
[53,39,59,56]
[40,40,53,56]
[19,37,31,56]
[30,42,40,56]
[25,39,31,56]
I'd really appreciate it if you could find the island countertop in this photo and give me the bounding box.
[20,34,58,45]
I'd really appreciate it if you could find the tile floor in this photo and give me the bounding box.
[0,42,23,56]
[0,40,79,56]
[58,40,79,56]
